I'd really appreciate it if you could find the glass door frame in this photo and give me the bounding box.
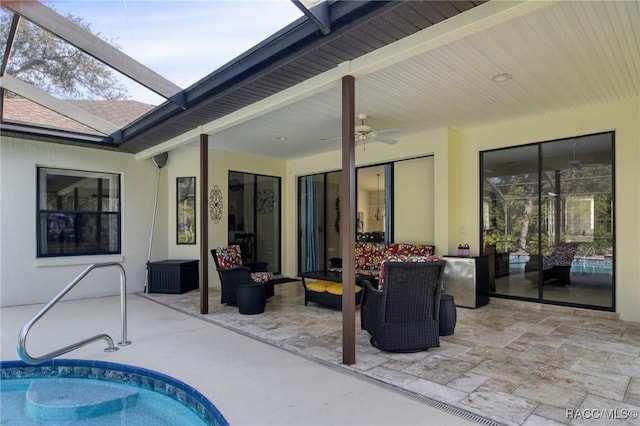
[227,170,281,274]
[480,131,615,311]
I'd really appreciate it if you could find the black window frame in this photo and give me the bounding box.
[36,167,122,258]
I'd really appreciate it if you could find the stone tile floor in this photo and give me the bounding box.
[141,281,640,426]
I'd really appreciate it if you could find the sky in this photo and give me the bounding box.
[41,1,304,104]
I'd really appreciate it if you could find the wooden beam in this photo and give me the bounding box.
[200,134,209,314]
[341,75,356,365]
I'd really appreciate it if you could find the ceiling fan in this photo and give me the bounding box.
[567,143,583,168]
[321,113,399,149]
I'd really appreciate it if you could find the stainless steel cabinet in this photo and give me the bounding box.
[442,256,490,308]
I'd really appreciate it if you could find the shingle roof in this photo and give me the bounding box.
[3,98,155,134]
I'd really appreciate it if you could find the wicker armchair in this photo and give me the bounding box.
[361,259,446,352]
[524,242,579,285]
[212,245,274,305]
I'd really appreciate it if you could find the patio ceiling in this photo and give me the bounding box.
[1,1,638,159]
[138,0,639,160]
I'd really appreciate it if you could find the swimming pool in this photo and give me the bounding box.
[0,359,228,425]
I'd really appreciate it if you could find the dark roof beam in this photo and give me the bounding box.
[1,121,114,146]
[3,1,186,108]
[292,0,331,35]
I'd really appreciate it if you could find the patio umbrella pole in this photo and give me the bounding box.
[144,153,168,293]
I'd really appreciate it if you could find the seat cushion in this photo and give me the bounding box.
[250,271,273,284]
[215,245,243,269]
[306,280,332,293]
[324,283,363,295]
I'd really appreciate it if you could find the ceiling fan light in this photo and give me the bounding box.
[492,73,512,83]
[355,124,372,133]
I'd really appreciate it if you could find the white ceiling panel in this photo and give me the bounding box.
[205,0,639,159]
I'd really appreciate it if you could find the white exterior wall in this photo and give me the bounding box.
[0,137,166,307]
[1,97,638,321]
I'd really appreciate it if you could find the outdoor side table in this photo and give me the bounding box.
[237,283,266,314]
[439,294,457,336]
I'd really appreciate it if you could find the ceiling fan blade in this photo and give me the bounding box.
[370,129,399,144]
[374,136,398,144]
[372,128,399,136]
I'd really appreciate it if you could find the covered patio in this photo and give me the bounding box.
[141,282,640,426]
[1,1,639,424]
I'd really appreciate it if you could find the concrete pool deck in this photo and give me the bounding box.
[1,294,476,425]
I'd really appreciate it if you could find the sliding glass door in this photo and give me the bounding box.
[298,171,342,272]
[298,156,434,274]
[482,132,614,310]
[228,171,281,274]
[356,164,392,243]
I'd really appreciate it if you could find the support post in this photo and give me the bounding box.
[341,75,356,365]
[200,134,209,314]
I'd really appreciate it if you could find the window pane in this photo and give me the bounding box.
[540,134,614,308]
[482,144,540,299]
[37,167,120,257]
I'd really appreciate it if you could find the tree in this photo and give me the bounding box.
[1,9,128,100]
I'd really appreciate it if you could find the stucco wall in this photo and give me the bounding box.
[2,97,638,321]
[0,137,166,307]
[394,156,435,244]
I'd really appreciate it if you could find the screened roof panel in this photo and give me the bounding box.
[41,1,304,102]
[1,1,303,137]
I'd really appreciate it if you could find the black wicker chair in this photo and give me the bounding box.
[524,242,579,285]
[212,246,274,305]
[360,260,446,352]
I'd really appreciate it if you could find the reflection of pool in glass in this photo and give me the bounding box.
[1,359,228,425]
[509,254,613,276]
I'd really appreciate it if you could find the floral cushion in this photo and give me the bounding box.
[333,243,435,275]
[378,254,443,290]
[542,243,579,270]
[250,271,273,283]
[392,243,434,257]
[215,245,243,269]
[215,245,273,283]
[354,243,385,270]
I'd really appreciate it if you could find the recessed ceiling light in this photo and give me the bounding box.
[276,136,288,141]
[492,73,512,83]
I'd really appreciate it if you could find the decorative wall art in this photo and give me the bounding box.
[177,177,196,244]
[209,185,223,223]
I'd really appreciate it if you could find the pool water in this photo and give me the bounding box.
[2,377,207,425]
[0,360,228,426]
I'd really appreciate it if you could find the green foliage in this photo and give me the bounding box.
[1,9,128,100]
[483,163,613,257]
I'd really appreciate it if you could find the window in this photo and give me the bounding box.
[37,167,121,257]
